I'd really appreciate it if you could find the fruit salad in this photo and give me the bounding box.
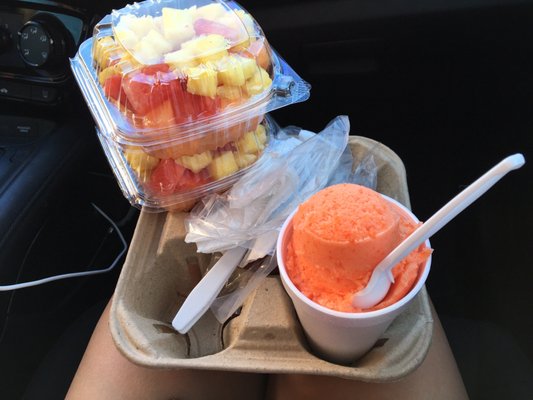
[71,0,310,211]
[92,1,273,134]
[99,117,270,211]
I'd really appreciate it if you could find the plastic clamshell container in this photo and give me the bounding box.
[98,114,273,212]
[109,136,434,381]
[70,0,310,147]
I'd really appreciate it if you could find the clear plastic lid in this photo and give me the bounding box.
[71,0,310,147]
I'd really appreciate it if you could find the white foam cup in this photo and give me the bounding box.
[276,195,432,364]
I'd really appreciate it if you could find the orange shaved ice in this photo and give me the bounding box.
[285,183,432,312]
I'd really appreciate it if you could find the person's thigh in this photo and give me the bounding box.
[265,309,468,400]
[66,300,267,400]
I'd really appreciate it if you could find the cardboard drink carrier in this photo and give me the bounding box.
[110,136,434,382]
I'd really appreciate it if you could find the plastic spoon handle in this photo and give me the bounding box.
[353,153,525,309]
[172,246,246,334]
[379,153,524,274]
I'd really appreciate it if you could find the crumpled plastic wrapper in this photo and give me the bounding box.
[184,116,378,323]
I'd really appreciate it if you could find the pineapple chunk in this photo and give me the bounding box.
[185,64,218,98]
[93,37,119,68]
[229,38,250,53]
[195,3,227,20]
[233,152,257,168]
[124,147,159,180]
[133,29,172,64]
[145,29,173,54]
[164,48,198,69]
[118,14,156,39]
[244,67,272,96]
[226,11,257,51]
[182,34,228,64]
[162,6,195,46]
[208,151,239,180]
[234,10,256,37]
[255,124,267,145]
[239,56,258,80]
[237,130,265,154]
[216,55,257,87]
[176,151,213,173]
[216,85,242,100]
[133,41,160,65]
[113,53,141,74]
[217,56,246,86]
[98,65,120,86]
[113,25,138,49]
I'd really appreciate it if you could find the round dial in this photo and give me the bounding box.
[18,22,51,66]
[17,14,72,68]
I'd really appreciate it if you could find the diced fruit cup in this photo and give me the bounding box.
[70,0,310,211]
[98,115,272,212]
[84,0,297,140]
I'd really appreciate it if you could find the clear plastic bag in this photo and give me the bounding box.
[184,116,378,323]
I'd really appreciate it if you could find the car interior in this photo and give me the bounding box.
[0,0,531,398]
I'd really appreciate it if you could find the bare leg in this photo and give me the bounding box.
[67,300,467,400]
[66,300,267,400]
[265,305,469,400]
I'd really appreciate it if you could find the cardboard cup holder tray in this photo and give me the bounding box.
[110,136,434,381]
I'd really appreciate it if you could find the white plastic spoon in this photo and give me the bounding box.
[352,153,525,310]
[172,246,246,334]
